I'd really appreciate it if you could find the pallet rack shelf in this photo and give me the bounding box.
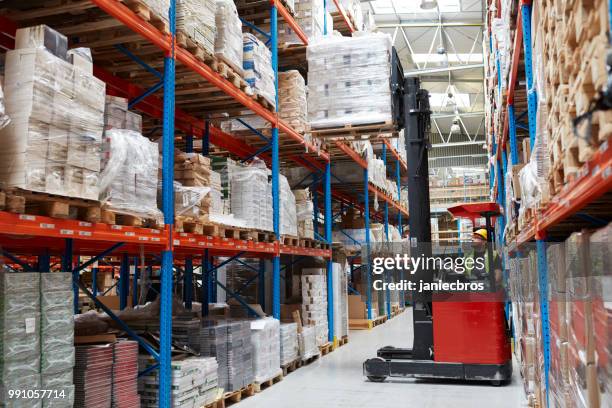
[0,0,408,403]
[487,0,612,405]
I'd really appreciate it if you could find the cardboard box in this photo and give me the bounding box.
[348,294,377,319]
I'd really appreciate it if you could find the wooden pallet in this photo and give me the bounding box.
[123,0,170,34]
[101,208,162,229]
[222,384,256,407]
[300,353,320,365]
[281,357,301,376]
[0,188,102,223]
[253,372,283,393]
[201,396,225,408]
[281,235,299,246]
[311,121,398,141]
[349,315,387,330]
[337,335,349,347]
[318,342,333,356]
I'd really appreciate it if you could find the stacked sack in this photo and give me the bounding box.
[0,25,105,200]
[301,271,328,346]
[279,71,309,134]
[294,189,314,240]
[176,0,216,55]
[243,33,275,107]
[215,0,244,75]
[251,318,282,383]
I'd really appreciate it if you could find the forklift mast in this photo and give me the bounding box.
[404,77,433,359]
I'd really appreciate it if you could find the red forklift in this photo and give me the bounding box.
[363,78,512,385]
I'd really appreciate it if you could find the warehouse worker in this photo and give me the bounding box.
[466,228,502,289]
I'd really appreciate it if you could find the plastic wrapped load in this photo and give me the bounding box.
[243,33,275,107]
[111,340,140,408]
[250,318,282,383]
[40,272,74,403]
[301,271,328,346]
[0,271,41,404]
[298,325,319,360]
[280,323,299,365]
[279,71,308,133]
[226,259,260,305]
[0,82,9,131]
[215,0,243,75]
[280,175,298,237]
[307,32,393,129]
[332,262,349,340]
[139,356,219,407]
[231,159,272,231]
[141,0,170,23]
[14,24,68,60]
[174,182,212,221]
[0,28,105,200]
[294,189,314,240]
[278,0,325,44]
[99,129,162,223]
[199,320,253,393]
[104,96,142,133]
[177,0,216,55]
[212,155,238,214]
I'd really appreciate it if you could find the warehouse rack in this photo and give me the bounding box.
[486,0,612,404]
[0,0,411,405]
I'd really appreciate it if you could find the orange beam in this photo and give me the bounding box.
[335,141,367,168]
[331,0,355,32]
[383,140,407,171]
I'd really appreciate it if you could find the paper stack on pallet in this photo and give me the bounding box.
[211,156,239,215]
[279,71,308,134]
[293,189,314,240]
[199,320,253,393]
[0,271,41,405]
[215,0,244,75]
[278,0,326,44]
[111,340,139,408]
[307,32,393,129]
[139,356,219,407]
[298,325,319,360]
[231,159,272,231]
[280,176,298,237]
[0,25,105,200]
[280,323,299,365]
[104,96,142,133]
[99,128,162,222]
[176,0,216,55]
[301,271,328,346]
[243,33,275,107]
[40,273,75,408]
[74,344,114,407]
[251,318,282,383]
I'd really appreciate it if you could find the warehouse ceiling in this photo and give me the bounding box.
[363,0,487,169]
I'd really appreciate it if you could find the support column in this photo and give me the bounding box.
[185,134,193,153]
[271,2,281,320]
[119,254,129,311]
[382,143,390,320]
[92,265,98,297]
[159,1,177,405]
[508,105,519,165]
[522,3,538,151]
[132,257,139,307]
[325,161,334,343]
[203,121,210,156]
[258,258,265,310]
[537,237,550,407]
[363,167,372,320]
[62,239,76,313]
[202,250,209,317]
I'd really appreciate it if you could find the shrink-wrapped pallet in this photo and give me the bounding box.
[139,355,219,407]
[0,271,41,404]
[243,33,275,107]
[332,262,349,340]
[251,318,282,383]
[307,33,393,129]
[99,129,162,222]
[215,0,244,75]
[280,175,297,237]
[104,96,142,133]
[301,271,328,346]
[0,82,9,131]
[140,0,170,23]
[0,26,105,200]
[40,273,74,408]
[298,325,319,360]
[279,71,308,133]
[278,0,325,44]
[231,159,272,231]
[280,323,299,365]
[176,0,216,55]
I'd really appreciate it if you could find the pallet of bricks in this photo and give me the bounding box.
[301,269,329,348]
[509,225,611,407]
[535,0,612,195]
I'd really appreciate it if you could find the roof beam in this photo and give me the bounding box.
[404,63,484,77]
[378,22,483,28]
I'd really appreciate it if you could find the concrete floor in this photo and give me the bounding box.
[238,308,527,408]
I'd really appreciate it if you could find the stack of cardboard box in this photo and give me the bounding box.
[279,71,309,134]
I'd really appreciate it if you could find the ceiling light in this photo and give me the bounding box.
[450,123,461,134]
[420,0,438,10]
[437,46,446,55]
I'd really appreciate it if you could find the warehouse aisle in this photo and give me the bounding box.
[238,309,527,408]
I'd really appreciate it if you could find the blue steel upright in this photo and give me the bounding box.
[381,143,391,319]
[363,168,372,320]
[508,105,520,165]
[522,3,538,151]
[119,254,130,310]
[325,162,334,343]
[396,159,402,235]
[184,256,193,309]
[159,1,176,405]
[270,2,281,319]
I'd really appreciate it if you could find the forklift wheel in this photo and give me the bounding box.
[490,380,502,386]
[367,376,387,383]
